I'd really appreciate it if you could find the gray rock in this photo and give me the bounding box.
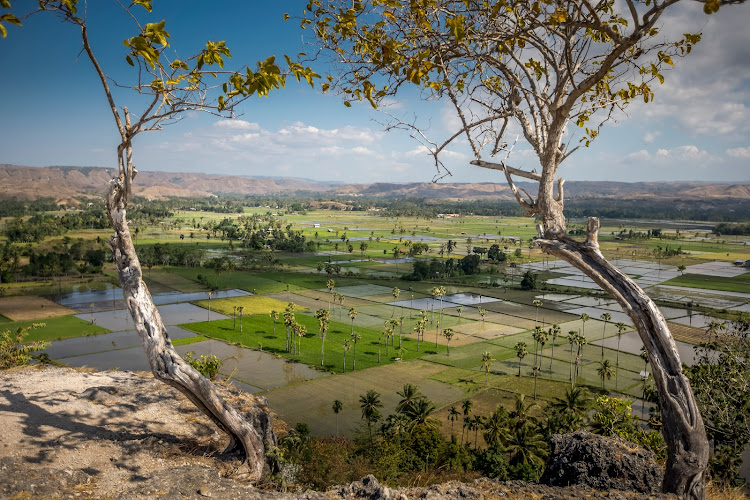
[540,431,664,494]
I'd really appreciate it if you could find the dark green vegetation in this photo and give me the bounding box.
[272,383,665,490]
[1,194,749,489]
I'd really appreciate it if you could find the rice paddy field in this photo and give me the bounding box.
[2,207,749,440]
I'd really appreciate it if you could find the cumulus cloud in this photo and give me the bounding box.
[630,4,750,140]
[643,131,661,144]
[727,146,750,159]
[213,120,260,130]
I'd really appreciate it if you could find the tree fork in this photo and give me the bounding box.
[537,217,709,500]
[106,172,276,481]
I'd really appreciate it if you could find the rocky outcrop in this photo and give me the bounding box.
[541,431,664,494]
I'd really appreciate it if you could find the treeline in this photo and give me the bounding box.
[714,222,750,236]
[2,211,109,243]
[0,238,108,283]
[564,198,750,222]
[0,198,61,218]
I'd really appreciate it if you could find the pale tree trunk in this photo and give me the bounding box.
[74,21,277,480]
[473,146,709,498]
[537,217,708,499]
[106,155,275,482]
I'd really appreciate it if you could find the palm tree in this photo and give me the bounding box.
[269,310,279,336]
[460,399,473,446]
[396,383,422,413]
[238,306,244,332]
[332,399,343,435]
[359,390,383,435]
[348,307,357,335]
[549,324,560,371]
[283,303,296,353]
[532,365,541,399]
[478,307,487,322]
[482,350,494,385]
[483,405,509,446]
[510,394,539,429]
[600,312,611,357]
[597,359,615,390]
[549,386,593,428]
[532,299,542,326]
[206,290,212,321]
[292,321,307,355]
[614,322,627,366]
[383,322,394,358]
[471,415,484,449]
[315,308,331,366]
[342,338,351,373]
[514,341,528,377]
[397,315,405,349]
[402,397,440,431]
[326,278,335,309]
[574,333,587,381]
[350,332,361,371]
[579,313,590,338]
[391,287,400,317]
[443,327,456,356]
[448,405,460,437]
[532,325,544,368]
[567,331,577,381]
[504,424,548,467]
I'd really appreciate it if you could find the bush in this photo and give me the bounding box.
[520,270,538,290]
[1,324,50,370]
[183,351,222,380]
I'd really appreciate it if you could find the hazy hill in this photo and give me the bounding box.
[1,164,748,204]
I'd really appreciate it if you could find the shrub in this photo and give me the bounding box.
[1,324,50,370]
[183,351,222,380]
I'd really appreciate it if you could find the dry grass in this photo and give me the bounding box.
[0,295,75,321]
[707,483,750,500]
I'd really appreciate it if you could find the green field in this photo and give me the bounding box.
[663,272,750,293]
[181,314,449,373]
[1,315,109,341]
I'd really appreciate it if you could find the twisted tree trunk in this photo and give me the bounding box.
[106,169,276,481]
[538,217,708,499]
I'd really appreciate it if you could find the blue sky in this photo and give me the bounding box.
[1,1,748,184]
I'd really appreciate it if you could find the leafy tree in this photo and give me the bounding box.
[396,383,422,414]
[520,271,537,290]
[301,0,744,492]
[0,324,49,370]
[3,0,321,477]
[686,319,750,486]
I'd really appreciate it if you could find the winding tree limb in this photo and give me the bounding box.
[105,171,275,482]
[536,217,709,500]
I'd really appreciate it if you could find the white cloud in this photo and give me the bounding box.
[655,145,712,162]
[213,120,260,130]
[643,131,661,144]
[727,146,750,159]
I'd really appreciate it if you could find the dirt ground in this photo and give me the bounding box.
[0,295,75,321]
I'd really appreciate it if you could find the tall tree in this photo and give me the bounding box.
[315,308,331,366]
[514,341,528,377]
[359,389,383,436]
[7,0,315,480]
[600,312,612,358]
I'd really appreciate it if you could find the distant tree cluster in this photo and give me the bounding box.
[2,211,108,243]
[714,223,750,236]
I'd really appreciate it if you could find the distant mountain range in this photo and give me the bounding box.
[1,164,748,205]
